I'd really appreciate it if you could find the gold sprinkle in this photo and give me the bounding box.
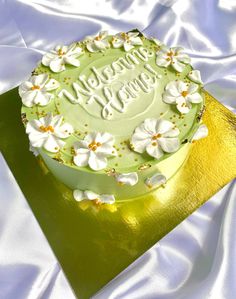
[138,163,151,171]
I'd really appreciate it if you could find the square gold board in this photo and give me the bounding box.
[0,89,235,298]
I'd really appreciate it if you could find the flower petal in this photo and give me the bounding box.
[164,81,181,97]
[116,172,138,186]
[172,59,186,72]
[100,194,115,204]
[29,134,47,148]
[74,140,89,151]
[191,124,208,141]
[112,37,124,48]
[21,90,37,107]
[19,81,34,96]
[176,97,191,114]
[94,39,109,50]
[188,70,203,84]
[73,189,85,202]
[32,74,48,87]
[162,94,177,104]
[187,83,199,94]
[43,135,64,152]
[50,58,65,73]
[88,152,107,171]
[158,137,180,153]
[177,53,191,64]
[130,36,143,46]
[34,91,51,106]
[146,143,164,159]
[64,56,80,67]
[86,42,99,52]
[73,150,90,167]
[96,144,117,156]
[145,173,166,188]
[54,123,74,138]
[84,190,99,200]
[155,119,175,134]
[45,78,60,91]
[156,56,170,67]
[162,127,180,138]
[42,52,57,66]
[123,42,134,52]
[97,132,115,145]
[131,133,151,153]
[187,92,203,103]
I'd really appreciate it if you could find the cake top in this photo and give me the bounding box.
[20,29,206,176]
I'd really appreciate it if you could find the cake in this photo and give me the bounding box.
[19,29,208,204]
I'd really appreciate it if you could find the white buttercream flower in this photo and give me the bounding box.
[191,124,208,142]
[115,172,138,186]
[19,74,60,107]
[131,118,180,159]
[156,46,190,72]
[85,31,110,52]
[42,43,83,73]
[73,132,117,171]
[112,31,143,52]
[162,80,203,114]
[145,173,166,189]
[26,113,74,153]
[73,189,115,205]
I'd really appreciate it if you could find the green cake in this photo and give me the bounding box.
[19,30,208,203]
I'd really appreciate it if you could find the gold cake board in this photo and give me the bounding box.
[0,89,235,299]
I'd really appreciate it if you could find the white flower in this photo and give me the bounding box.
[85,31,110,52]
[73,132,117,171]
[115,172,138,186]
[42,43,83,73]
[191,124,208,142]
[26,113,74,153]
[19,74,59,107]
[187,70,203,84]
[73,189,115,205]
[162,80,203,114]
[145,173,166,189]
[131,118,180,159]
[156,46,190,72]
[112,31,143,52]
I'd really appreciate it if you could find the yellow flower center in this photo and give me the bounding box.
[88,141,102,151]
[166,50,178,61]
[31,85,40,90]
[94,35,101,41]
[152,133,162,140]
[181,90,188,97]
[121,32,129,41]
[40,125,54,133]
[57,49,65,56]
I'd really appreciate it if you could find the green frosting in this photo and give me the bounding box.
[21,31,204,200]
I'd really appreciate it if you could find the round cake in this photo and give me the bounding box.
[19,29,208,203]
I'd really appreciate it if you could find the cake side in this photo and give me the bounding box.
[19,30,208,202]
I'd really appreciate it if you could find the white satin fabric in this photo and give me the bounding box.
[0,1,235,298]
